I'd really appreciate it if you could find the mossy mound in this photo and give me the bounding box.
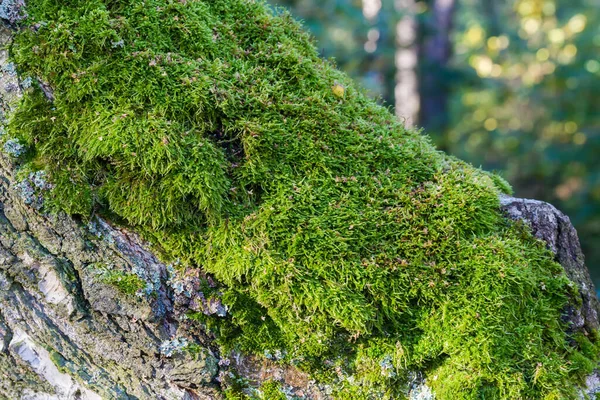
[3,0,598,398]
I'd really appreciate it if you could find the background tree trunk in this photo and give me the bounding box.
[419,0,456,135]
[394,0,420,127]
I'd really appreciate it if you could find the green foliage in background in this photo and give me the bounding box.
[2,0,598,398]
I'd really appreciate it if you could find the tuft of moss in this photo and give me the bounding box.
[3,0,598,398]
[49,350,68,374]
[99,269,145,296]
[257,380,287,400]
[223,379,287,400]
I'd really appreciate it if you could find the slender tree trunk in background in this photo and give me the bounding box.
[419,0,456,135]
[377,1,399,109]
[482,0,501,37]
[394,0,420,127]
[362,0,397,107]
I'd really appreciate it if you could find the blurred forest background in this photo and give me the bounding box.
[268,0,600,292]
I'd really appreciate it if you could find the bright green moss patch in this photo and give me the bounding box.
[3,0,598,398]
[97,268,145,296]
[257,380,287,400]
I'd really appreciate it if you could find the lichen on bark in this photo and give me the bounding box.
[0,0,599,399]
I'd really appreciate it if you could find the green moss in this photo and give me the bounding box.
[4,0,598,398]
[257,380,287,400]
[483,170,513,195]
[49,350,68,374]
[98,269,145,296]
[223,380,286,400]
[224,390,247,400]
[222,371,254,400]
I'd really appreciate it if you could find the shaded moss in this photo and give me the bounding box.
[223,379,287,400]
[483,169,513,195]
[3,0,598,398]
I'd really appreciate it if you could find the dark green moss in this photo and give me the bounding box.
[223,379,286,400]
[3,0,598,398]
[49,350,68,374]
[222,371,255,400]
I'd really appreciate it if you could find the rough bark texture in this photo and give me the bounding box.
[0,7,599,399]
[500,195,600,336]
[0,154,219,399]
[0,149,330,400]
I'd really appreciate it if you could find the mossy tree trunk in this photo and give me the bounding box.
[0,1,599,399]
[3,149,599,399]
[0,19,327,400]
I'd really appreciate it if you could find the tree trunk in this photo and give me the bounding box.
[0,150,329,399]
[1,5,599,399]
[0,20,327,400]
[394,0,420,127]
[419,0,456,135]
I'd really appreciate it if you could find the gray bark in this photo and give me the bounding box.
[500,195,600,399]
[0,154,222,399]
[500,196,600,336]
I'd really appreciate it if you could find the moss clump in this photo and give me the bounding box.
[257,380,287,400]
[224,379,286,400]
[48,350,68,374]
[4,0,598,398]
[98,269,145,296]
